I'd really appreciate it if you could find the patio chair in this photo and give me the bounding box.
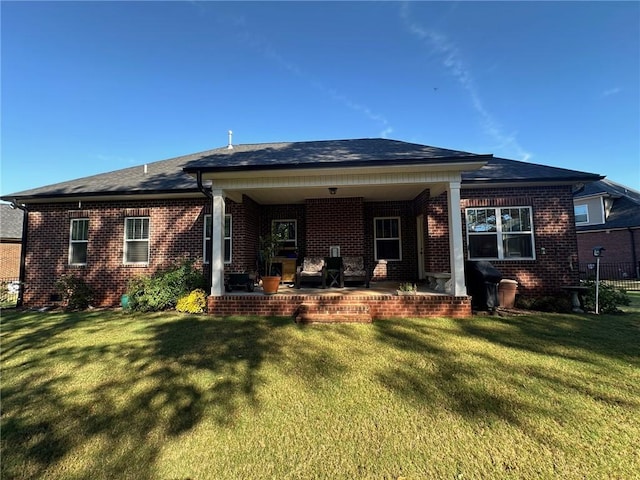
[342,256,370,287]
[295,256,326,288]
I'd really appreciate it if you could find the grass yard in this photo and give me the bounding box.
[1,307,639,480]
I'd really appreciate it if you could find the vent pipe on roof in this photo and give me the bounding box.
[143,164,148,175]
[227,130,233,150]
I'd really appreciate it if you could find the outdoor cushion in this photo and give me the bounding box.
[296,256,327,288]
[300,257,325,275]
[343,256,366,276]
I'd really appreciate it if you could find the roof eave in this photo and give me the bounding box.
[0,188,205,205]
[463,175,604,188]
[183,154,492,174]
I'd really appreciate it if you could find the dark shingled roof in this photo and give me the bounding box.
[182,138,486,172]
[461,156,602,184]
[0,204,24,240]
[575,179,640,231]
[1,138,603,201]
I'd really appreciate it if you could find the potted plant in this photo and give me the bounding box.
[259,229,285,295]
[396,282,417,296]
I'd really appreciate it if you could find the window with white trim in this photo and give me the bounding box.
[124,217,150,264]
[204,214,232,264]
[574,204,589,224]
[374,217,402,261]
[272,219,297,249]
[466,207,534,260]
[69,218,89,265]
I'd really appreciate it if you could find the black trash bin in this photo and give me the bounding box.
[465,261,503,311]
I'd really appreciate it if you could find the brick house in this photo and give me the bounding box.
[573,179,640,279]
[1,138,602,317]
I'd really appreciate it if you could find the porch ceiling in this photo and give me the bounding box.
[207,162,483,204]
[228,182,444,204]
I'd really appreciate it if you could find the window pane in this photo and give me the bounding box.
[205,216,212,238]
[502,234,533,258]
[468,235,498,258]
[574,205,588,223]
[126,218,149,240]
[376,239,400,260]
[126,241,149,263]
[224,216,231,237]
[72,219,89,241]
[375,218,399,239]
[468,209,496,232]
[224,239,231,262]
[273,220,296,242]
[70,243,87,264]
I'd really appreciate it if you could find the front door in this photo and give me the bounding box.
[416,214,425,280]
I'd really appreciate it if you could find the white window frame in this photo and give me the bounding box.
[374,216,402,261]
[204,214,232,264]
[124,217,150,265]
[574,204,589,224]
[272,219,297,249]
[465,206,535,260]
[69,218,89,265]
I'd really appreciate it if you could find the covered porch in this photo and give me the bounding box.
[185,140,490,317]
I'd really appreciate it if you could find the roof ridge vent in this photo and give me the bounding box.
[227,130,233,150]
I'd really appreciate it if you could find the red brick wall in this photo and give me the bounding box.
[364,200,417,281]
[208,294,472,319]
[426,192,451,273]
[0,242,21,279]
[305,198,364,257]
[460,185,580,295]
[577,228,640,266]
[23,199,210,307]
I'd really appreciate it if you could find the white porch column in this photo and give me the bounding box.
[210,189,226,297]
[447,181,467,296]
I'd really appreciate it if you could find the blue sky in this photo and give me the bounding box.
[2,1,639,197]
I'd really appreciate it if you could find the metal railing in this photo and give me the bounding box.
[579,262,640,291]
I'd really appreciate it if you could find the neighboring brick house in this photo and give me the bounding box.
[1,138,602,314]
[0,203,24,280]
[573,179,640,278]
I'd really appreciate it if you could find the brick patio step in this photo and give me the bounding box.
[295,302,372,324]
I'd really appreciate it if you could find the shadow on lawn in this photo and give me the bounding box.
[373,320,532,426]
[1,312,288,480]
[455,313,640,366]
[373,313,640,442]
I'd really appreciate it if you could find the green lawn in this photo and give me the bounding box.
[1,308,639,480]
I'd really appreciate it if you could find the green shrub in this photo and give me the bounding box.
[516,295,572,313]
[55,274,94,311]
[126,259,207,312]
[176,289,208,314]
[581,281,631,314]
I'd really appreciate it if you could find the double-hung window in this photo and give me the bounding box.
[272,219,297,249]
[124,217,150,264]
[204,215,232,264]
[374,217,402,261]
[466,207,534,260]
[69,218,89,265]
[574,204,589,224]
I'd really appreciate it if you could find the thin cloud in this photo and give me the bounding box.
[602,87,621,97]
[399,3,532,161]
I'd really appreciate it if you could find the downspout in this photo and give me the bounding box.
[197,171,213,200]
[197,172,214,288]
[629,227,639,279]
[11,200,28,307]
